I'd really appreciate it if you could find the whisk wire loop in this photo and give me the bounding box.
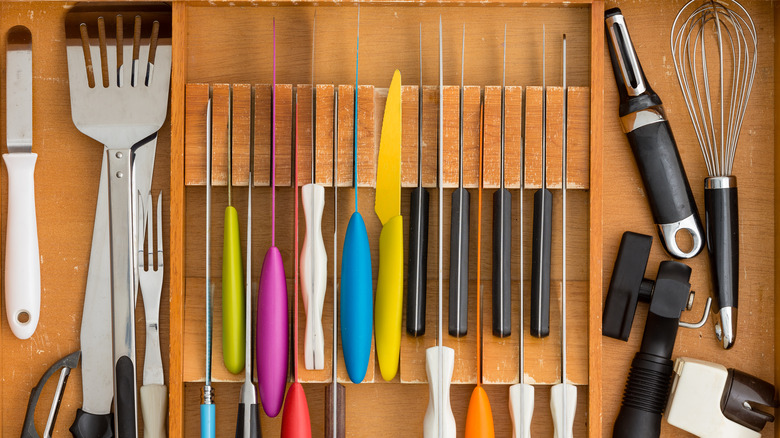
[671,0,756,177]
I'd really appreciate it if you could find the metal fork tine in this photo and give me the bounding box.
[156,191,163,271]
[146,192,154,268]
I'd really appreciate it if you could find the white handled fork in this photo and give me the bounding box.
[138,191,166,438]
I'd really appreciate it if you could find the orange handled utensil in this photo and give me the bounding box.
[465,86,495,438]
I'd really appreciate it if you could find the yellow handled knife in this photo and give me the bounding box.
[375,69,403,381]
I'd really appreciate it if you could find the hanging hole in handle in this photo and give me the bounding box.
[674,228,695,255]
[16,311,30,325]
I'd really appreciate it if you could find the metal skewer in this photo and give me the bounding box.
[424,17,455,438]
[551,33,577,438]
[201,96,215,438]
[235,88,259,438]
[326,89,346,438]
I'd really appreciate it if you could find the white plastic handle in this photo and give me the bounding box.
[508,383,535,438]
[550,383,577,438]
[666,357,761,438]
[301,183,328,370]
[140,384,168,438]
[423,346,456,438]
[3,152,40,339]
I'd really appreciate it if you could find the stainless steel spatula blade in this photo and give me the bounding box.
[66,4,172,437]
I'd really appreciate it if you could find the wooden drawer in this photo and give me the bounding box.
[0,1,775,437]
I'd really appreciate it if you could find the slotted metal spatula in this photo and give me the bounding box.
[66,4,171,437]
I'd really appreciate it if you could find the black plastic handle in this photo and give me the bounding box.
[115,355,137,437]
[624,122,701,228]
[406,186,430,336]
[705,184,739,311]
[325,383,346,438]
[612,260,691,438]
[69,409,114,438]
[492,188,512,337]
[235,403,260,438]
[531,188,552,338]
[611,352,674,438]
[448,187,471,337]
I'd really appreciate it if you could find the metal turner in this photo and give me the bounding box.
[66,5,172,437]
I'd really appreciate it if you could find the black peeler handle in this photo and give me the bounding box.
[22,351,81,438]
[605,8,704,260]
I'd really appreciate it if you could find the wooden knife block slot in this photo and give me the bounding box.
[182,80,592,385]
[184,83,590,189]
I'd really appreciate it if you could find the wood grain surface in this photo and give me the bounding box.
[600,1,775,438]
[1,1,776,438]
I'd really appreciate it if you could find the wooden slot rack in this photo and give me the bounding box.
[0,1,776,438]
[183,82,591,387]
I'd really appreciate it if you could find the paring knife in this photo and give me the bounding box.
[5,25,39,340]
[70,135,158,438]
[375,70,403,381]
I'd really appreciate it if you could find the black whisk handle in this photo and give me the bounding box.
[705,176,739,348]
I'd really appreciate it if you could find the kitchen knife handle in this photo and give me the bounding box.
[492,188,512,338]
[448,187,470,338]
[140,384,168,438]
[3,152,40,340]
[70,409,114,438]
[423,346,457,438]
[115,355,137,437]
[375,214,404,381]
[235,403,260,438]
[340,212,373,384]
[531,188,552,338]
[705,178,739,349]
[223,205,245,375]
[325,383,346,438]
[624,121,703,259]
[550,383,577,438]
[301,183,328,370]
[407,186,429,336]
[201,403,215,438]
[508,383,535,438]
[257,246,289,418]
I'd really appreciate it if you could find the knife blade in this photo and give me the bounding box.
[4,25,40,340]
[374,69,403,381]
[70,134,157,438]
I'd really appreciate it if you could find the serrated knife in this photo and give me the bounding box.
[4,25,40,340]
